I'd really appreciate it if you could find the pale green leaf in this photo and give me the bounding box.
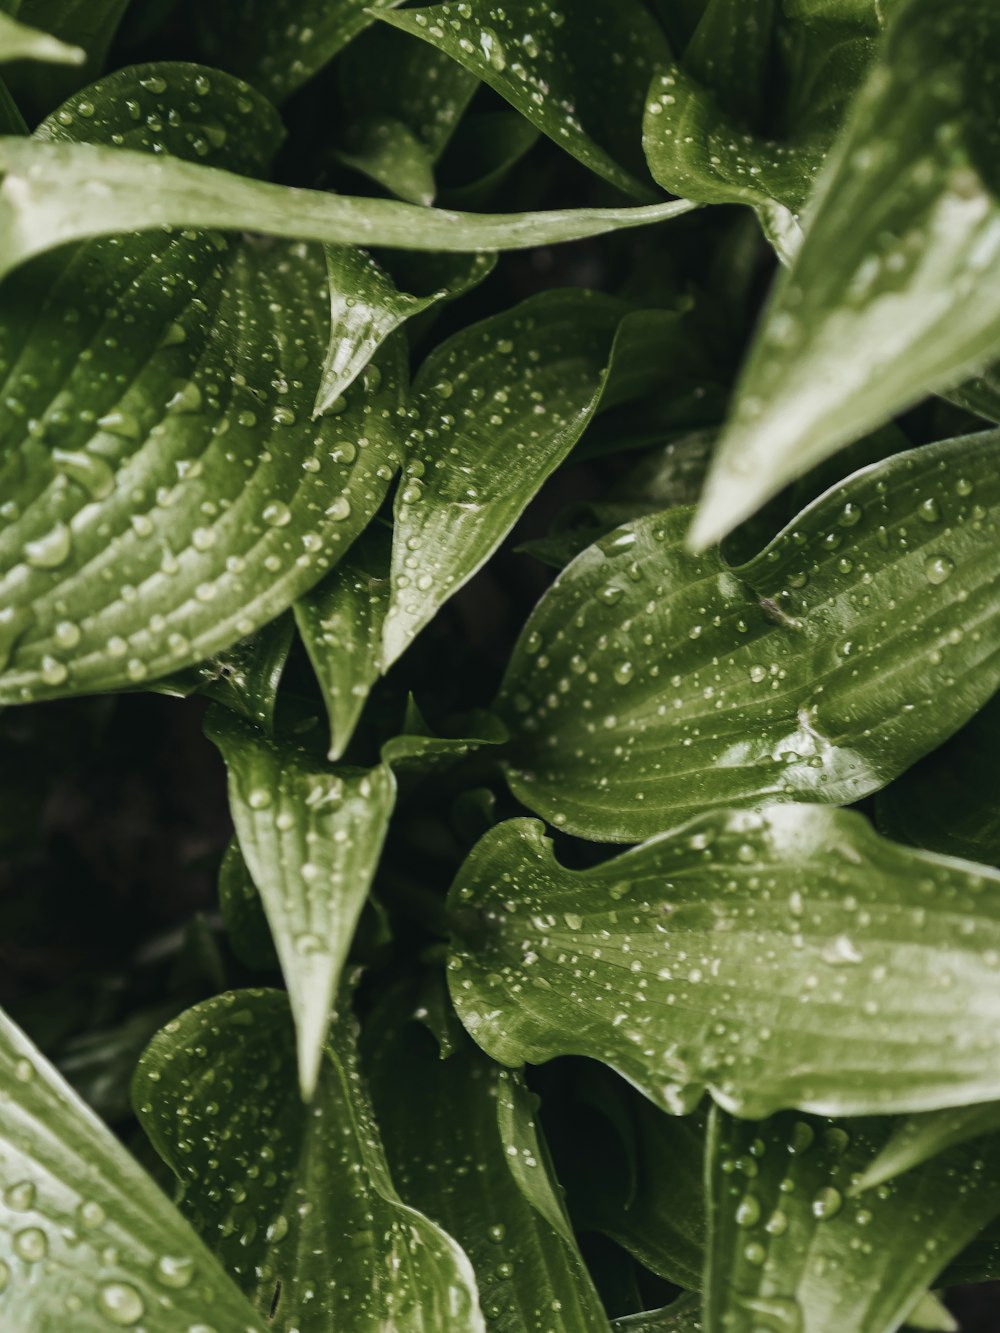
[706,1106,1000,1333]
[690,0,1000,548]
[379,0,671,200]
[381,290,630,668]
[6,0,128,115]
[0,65,407,705]
[447,807,1000,1118]
[206,707,396,1099]
[134,988,485,1331]
[0,12,84,65]
[337,116,437,208]
[858,1102,1000,1190]
[499,434,1000,841]
[0,1003,265,1331]
[366,993,611,1333]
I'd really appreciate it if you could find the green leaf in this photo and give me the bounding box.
[336,117,438,208]
[206,707,396,1099]
[295,526,391,761]
[858,1102,1000,1190]
[379,0,672,200]
[437,111,541,209]
[218,837,279,971]
[196,0,406,102]
[945,360,1000,422]
[876,692,1000,866]
[6,0,128,115]
[134,988,485,1331]
[706,1105,1000,1333]
[690,0,1000,548]
[0,12,84,65]
[447,806,1000,1119]
[612,1294,704,1332]
[0,65,408,706]
[683,0,777,125]
[316,246,493,417]
[499,433,1000,841]
[0,138,695,280]
[0,1002,265,1331]
[365,991,612,1333]
[382,290,630,668]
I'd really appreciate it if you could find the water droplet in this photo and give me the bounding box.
[4,1181,35,1211]
[167,382,203,414]
[735,1195,761,1228]
[24,522,72,569]
[479,26,507,70]
[98,1281,145,1325]
[79,1200,106,1229]
[811,1186,842,1220]
[838,502,862,528]
[155,1255,194,1289]
[820,934,862,965]
[294,933,324,956]
[924,554,954,585]
[613,660,634,686]
[52,448,116,500]
[262,500,291,528]
[247,788,272,810]
[14,1227,47,1263]
[326,496,352,522]
[917,497,941,523]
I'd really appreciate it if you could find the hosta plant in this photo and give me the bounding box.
[4,1,1000,1331]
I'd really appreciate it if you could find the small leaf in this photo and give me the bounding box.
[0,137,697,282]
[612,1294,704,1332]
[447,807,1000,1119]
[858,1103,1000,1190]
[206,708,396,1099]
[379,0,671,199]
[0,12,84,65]
[690,0,1000,547]
[706,1106,1000,1333]
[0,1003,265,1331]
[295,526,392,761]
[135,988,485,1331]
[6,0,128,115]
[382,290,630,668]
[316,246,493,416]
[945,360,1000,422]
[500,434,1000,841]
[336,116,438,207]
[365,992,611,1333]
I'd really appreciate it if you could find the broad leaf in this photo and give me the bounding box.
[0,137,697,281]
[447,807,1000,1118]
[134,988,485,1331]
[295,526,391,760]
[366,992,612,1332]
[197,0,406,102]
[689,0,1000,547]
[379,0,671,200]
[206,707,396,1098]
[859,1102,1000,1190]
[876,693,1000,867]
[499,433,1000,841]
[0,12,84,65]
[0,1003,265,1331]
[706,1106,1000,1333]
[0,65,408,705]
[316,247,493,416]
[382,291,630,668]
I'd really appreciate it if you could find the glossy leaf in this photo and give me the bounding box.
[197,0,406,102]
[859,1102,1000,1190]
[448,807,1000,1119]
[0,65,408,705]
[206,707,396,1099]
[0,137,697,280]
[690,0,1000,547]
[366,994,611,1333]
[706,1106,1000,1333]
[382,291,628,668]
[0,12,84,65]
[295,526,392,760]
[134,988,485,1331]
[316,247,493,416]
[946,361,1000,422]
[380,0,670,200]
[876,692,1000,867]
[500,434,1000,841]
[684,0,777,125]
[0,1003,265,1331]
[613,1294,703,1332]
[6,0,128,114]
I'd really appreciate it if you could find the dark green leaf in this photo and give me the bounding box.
[206,708,396,1098]
[379,0,671,200]
[0,12,84,64]
[684,0,777,125]
[690,0,1000,547]
[945,361,1000,422]
[859,1103,1000,1190]
[706,1106,1000,1333]
[0,1003,265,1331]
[612,1294,704,1332]
[499,434,1000,841]
[336,117,437,208]
[447,807,1000,1118]
[366,993,611,1333]
[218,837,279,971]
[6,0,128,114]
[134,988,485,1331]
[438,111,541,209]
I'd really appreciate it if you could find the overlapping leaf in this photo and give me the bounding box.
[706,1107,1000,1333]
[380,0,670,199]
[0,12,83,65]
[0,1003,265,1331]
[859,1102,1000,1190]
[500,433,1000,841]
[134,989,485,1332]
[613,1295,703,1333]
[5,0,128,114]
[447,807,1000,1118]
[690,0,1000,547]
[366,993,611,1332]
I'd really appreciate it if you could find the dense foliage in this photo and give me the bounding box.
[2,1,1000,1330]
